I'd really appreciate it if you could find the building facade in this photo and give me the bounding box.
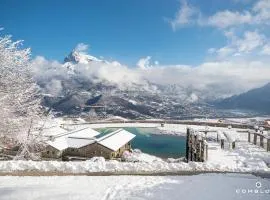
[42,128,135,160]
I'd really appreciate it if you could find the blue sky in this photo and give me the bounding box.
[0,0,249,65]
[1,0,269,96]
[0,0,270,67]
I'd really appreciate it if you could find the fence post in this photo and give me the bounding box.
[248,132,251,143]
[197,139,202,162]
[253,133,257,145]
[221,139,224,149]
[190,135,193,162]
[232,141,236,149]
[193,135,197,161]
[201,141,204,162]
[267,139,270,152]
[186,128,190,162]
[260,135,264,148]
[205,143,208,161]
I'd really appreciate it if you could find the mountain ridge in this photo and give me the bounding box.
[213,82,270,114]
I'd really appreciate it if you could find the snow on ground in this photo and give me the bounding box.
[0,122,269,173]
[0,175,172,200]
[0,174,269,200]
[122,149,164,163]
[0,138,269,173]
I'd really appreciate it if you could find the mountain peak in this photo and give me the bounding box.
[64,50,102,64]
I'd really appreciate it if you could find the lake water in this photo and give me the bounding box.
[96,127,186,158]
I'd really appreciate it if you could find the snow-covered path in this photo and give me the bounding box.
[0,174,269,200]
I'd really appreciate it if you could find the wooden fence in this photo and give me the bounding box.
[186,128,208,162]
[247,131,270,151]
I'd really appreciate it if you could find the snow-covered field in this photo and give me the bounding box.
[0,173,269,200]
[0,121,269,174]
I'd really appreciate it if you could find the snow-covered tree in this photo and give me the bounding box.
[0,34,43,159]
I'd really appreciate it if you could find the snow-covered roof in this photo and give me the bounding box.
[47,137,68,151]
[42,126,67,136]
[66,137,96,149]
[64,127,100,139]
[97,129,136,151]
[46,127,100,151]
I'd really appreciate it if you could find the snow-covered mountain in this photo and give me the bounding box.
[214,82,270,114]
[38,49,261,119]
[64,50,103,64]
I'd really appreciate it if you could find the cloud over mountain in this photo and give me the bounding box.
[32,45,270,99]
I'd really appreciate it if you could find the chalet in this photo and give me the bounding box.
[42,127,100,159]
[95,129,135,159]
[42,127,135,160]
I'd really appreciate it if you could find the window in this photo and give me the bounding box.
[52,151,55,155]
[46,151,49,154]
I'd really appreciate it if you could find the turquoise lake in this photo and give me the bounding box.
[96,127,186,158]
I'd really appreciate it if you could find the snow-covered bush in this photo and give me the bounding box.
[0,34,43,159]
[122,149,163,163]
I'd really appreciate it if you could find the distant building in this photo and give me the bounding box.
[42,127,135,160]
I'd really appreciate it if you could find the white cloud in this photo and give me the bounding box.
[216,46,235,58]
[168,0,199,30]
[136,56,152,69]
[169,0,270,29]
[32,56,146,94]
[74,43,89,53]
[236,31,265,52]
[207,10,252,28]
[45,79,63,96]
[32,54,270,99]
[253,0,270,24]
[206,0,270,28]
[141,60,270,97]
[261,44,270,55]
[209,30,266,58]
[204,0,270,28]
